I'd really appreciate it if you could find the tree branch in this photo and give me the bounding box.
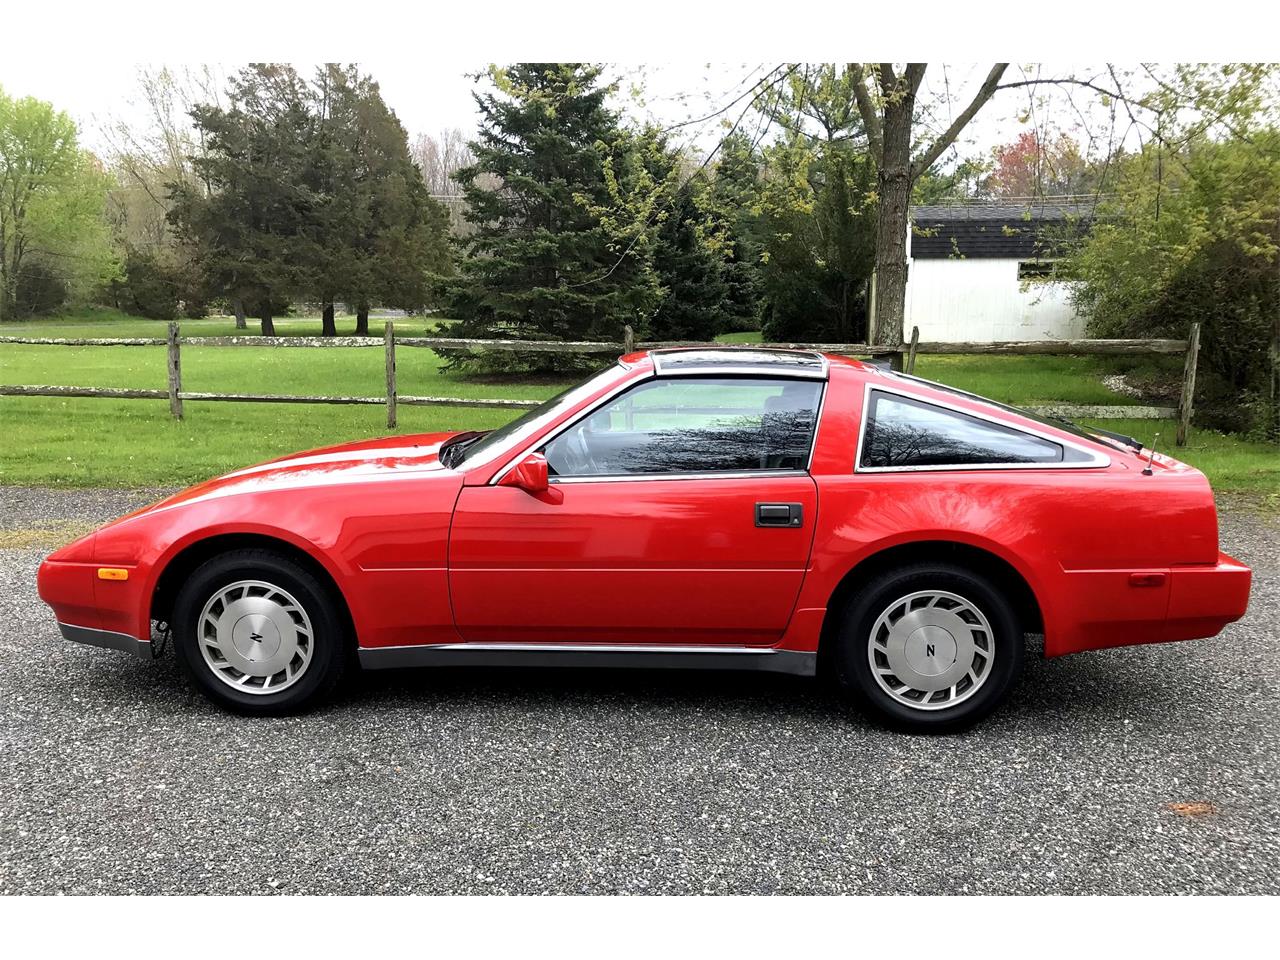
[995,75,1155,117]
[848,63,883,157]
[905,63,926,98]
[911,63,1008,180]
[662,63,793,133]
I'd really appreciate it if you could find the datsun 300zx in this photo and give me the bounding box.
[37,349,1252,730]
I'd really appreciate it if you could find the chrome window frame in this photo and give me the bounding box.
[854,382,1111,474]
[551,468,811,485]
[490,366,829,485]
[650,349,828,380]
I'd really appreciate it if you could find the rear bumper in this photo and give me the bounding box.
[58,622,152,660]
[1048,551,1251,656]
[1162,551,1252,643]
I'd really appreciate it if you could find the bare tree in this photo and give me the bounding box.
[101,66,237,322]
[411,128,476,234]
[411,127,472,196]
[103,66,225,221]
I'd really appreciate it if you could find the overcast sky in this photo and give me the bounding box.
[0,60,1137,167]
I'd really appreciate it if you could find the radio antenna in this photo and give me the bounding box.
[1142,433,1160,476]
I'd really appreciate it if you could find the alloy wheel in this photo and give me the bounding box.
[866,589,995,711]
[197,579,314,695]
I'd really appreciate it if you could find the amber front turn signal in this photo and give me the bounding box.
[97,568,129,581]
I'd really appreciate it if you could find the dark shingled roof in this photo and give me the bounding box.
[911,200,1095,259]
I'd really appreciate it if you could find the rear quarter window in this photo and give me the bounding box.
[859,390,1072,469]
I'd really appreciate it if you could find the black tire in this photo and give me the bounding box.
[172,548,349,715]
[831,562,1024,732]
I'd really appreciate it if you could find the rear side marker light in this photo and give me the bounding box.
[97,568,129,581]
[1128,572,1166,588]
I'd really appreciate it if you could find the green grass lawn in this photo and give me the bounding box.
[1,311,1276,497]
[715,331,764,344]
[0,306,437,340]
[0,309,573,487]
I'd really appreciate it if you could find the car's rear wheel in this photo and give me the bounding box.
[832,562,1023,732]
[172,549,348,715]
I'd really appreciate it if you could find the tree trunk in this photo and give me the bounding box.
[0,265,14,322]
[355,301,370,337]
[871,88,916,360]
[232,297,247,330]
[321,299,336,337]
[260,307,275,337]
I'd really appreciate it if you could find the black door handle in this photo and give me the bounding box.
[756,502,803,527]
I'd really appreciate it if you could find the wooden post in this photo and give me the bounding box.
[1272,261,1280,440]
[623,324,635,354]
[905,325,920,375]
[166,322,183,421]
[385,320,397,429]
[1175,321,1201,447]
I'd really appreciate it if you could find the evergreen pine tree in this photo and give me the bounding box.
[447,64,647,346]
[648,174,729,341]
[757,137,876,343]
[169,64,317,335]
[172,64,450,337]
[313,65,451,335]
[706,133,766,331]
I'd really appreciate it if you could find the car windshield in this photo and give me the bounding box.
[447,364,624,469]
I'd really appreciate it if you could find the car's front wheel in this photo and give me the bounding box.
[832,562,1024,732]
[172,549,348,715]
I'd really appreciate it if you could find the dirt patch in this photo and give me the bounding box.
[0,520,96,550]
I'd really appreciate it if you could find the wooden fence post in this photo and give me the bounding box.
[1271,277,1280,441]
[1175,321,1201,447]
[385,321,397,429]
[166,322,183,421]
[905,326,920,375]
[623,324,635,354]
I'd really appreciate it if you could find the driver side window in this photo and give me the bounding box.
[542,376,822,478]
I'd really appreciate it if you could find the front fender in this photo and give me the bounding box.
[91,474,463,650]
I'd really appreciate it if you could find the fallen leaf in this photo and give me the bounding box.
[1165,801,1217,818]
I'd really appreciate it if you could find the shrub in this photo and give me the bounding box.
[113,247,179,320]
[1067,133,1280,435]
[13,261,68,316]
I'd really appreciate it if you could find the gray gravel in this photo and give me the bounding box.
[1,485,1278,895]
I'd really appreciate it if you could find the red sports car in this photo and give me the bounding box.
[37,348,1251,730]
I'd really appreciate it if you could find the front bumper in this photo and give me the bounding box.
[58,622,152,660]
[39,555,152,658]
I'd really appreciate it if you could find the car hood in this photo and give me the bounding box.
[112,431,467,522]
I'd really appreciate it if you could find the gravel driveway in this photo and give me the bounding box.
[1,486,1277,895]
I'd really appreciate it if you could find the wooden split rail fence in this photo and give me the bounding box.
[0,320,1202,445]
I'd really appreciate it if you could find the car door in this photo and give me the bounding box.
[448,375,823,646]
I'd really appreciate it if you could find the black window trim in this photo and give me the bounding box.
[854,383,1111,474]
[495,372,828,485]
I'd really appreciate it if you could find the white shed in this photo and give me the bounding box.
[904,201,1093,342]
